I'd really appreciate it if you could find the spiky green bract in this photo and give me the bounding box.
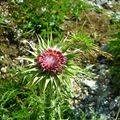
[18,35,80,93]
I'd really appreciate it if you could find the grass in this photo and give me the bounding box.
[108,26,120,94]
[0,67,75,120]
[7,0,90,38]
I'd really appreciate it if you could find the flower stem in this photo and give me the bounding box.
[44,83,53,120]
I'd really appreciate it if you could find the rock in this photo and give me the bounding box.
[16,29,23,38]
[81,79,98,90]
[103,100,109,107]
[109,101,117,110]
[95,0,108,5]
[72,61,118,119]
[109,96,120,110]
[11,0,23,3]
[0,56,4,61]
[20,39,28,45]
[84,95,95,102]
[1,66,7,73]
[99,114,108,120]
[101,44,109,51]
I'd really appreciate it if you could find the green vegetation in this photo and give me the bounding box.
[8,0,90,38]
[108,20,120,94]
[0,1,99,119]
[0,71,74,120]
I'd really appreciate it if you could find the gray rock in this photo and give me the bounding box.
[0,56,4,61]
[11,0,23,3]
[103,100,109,107]
[95,0,108,5]
[109,100,117,110]
[99,114,108,120]
[101,44,109,51]
[72,61,118,119]
[81,79,98,90]
[20,39,28,45]
[85,95,95,102]
[1,67,7,73]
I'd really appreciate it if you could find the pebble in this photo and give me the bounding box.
[99,114,108,120]
[11,0,23,3]
[109,96,120,110]
[1,67,7,73]
[81,79,98,90]
[109,100,117,110]
[101,44,109,51]
[103,100,109,106]
[20,39,28,45]
[0,56,4,61]
[95,0,108,5]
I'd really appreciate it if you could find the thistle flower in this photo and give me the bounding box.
[18,35,79,91]
[35,48,66,74]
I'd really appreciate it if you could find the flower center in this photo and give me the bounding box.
[36,48,66,73]
[45,55,58,67]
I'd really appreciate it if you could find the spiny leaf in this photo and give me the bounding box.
[24,48,38,57]
[24,68,38,73]
[27,41,38,52]
[44,78,51,91]
[17,57,35,63]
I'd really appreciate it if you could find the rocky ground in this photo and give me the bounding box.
[72,62,120,120]
[72,1,120,120]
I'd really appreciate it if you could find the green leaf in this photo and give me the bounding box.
[17,57,35,63]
